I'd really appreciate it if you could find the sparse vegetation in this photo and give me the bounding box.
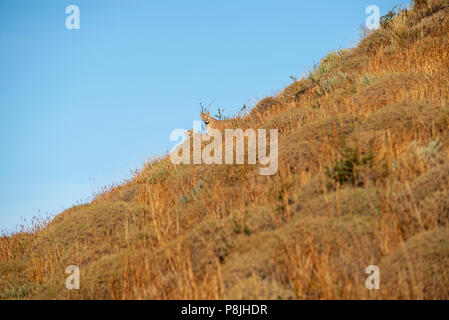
[326,148,374,185]
[1,0,449,299]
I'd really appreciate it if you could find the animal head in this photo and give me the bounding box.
[200,111,211,125]
[184,128,194,138]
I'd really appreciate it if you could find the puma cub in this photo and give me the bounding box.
[200,111,230,132]
[184,128,208,140]
[184,128,194,138]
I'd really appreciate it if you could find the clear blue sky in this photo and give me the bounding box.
[0,0,409,232]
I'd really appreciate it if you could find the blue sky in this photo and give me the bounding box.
[0,0,409,232]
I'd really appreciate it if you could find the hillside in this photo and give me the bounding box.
[1,0,449,299]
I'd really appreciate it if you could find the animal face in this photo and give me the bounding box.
[200,111,211,124]
[184,128,194,138]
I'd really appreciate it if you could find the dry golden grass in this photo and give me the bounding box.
[1,0,449,299]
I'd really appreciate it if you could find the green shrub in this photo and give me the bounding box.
[318,72,349,95]
[380,7,399,27]
[326,148,374,185]
[0,283,36,299]
[232,219,251,235]
[308,51,341,83]
[418,137,443,159]
[358,74,377,87]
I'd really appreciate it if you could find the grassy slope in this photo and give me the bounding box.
[2,0,449,299]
